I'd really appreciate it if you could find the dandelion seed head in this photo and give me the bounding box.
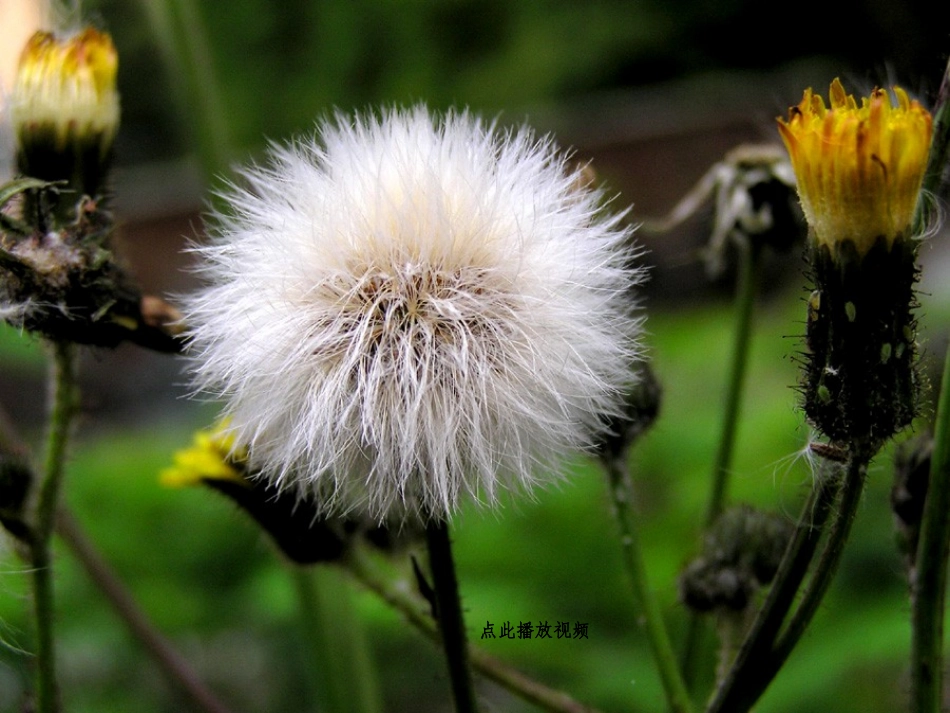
[183,106,645,522]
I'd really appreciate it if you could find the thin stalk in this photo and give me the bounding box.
[345,546,605,713]
[601,453,694,713]
[705,239,760,526]
[709,454,866,713]
[911,343,950,713]
[55,509,235,713]
[291,566,381,713]
[705,457,842,713]
[682,240,761,689]
[425,519,479,713]
[772,454,867,662]
[31,341,79,713]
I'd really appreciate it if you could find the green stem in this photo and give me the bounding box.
[708,454,866,713]
[682,240,761,689]
[705,457,842,713]
[345,546,604,713]
[772,454,867,662]
[291,566,381,713]
[601,454,694,713]
[31,341,79,713]
[706,240,760,526]
[911,344,950,713]
[425,519,479,713]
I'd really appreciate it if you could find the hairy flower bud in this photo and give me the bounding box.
[10,28,119,198]
[778,79,932,449]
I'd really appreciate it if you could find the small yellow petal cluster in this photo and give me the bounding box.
[161,421,248,488]
[778,78,932,255]
[10,28,120,154]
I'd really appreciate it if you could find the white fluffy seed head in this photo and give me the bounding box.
[183,106,645,523]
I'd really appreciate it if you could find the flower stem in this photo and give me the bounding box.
[911,343,950,713]
[425,519,479,713]
[601,453,694,713]
[55,509,236,713]
[772,454,867,662]
[291,566,382,713]
[682,240,761,689]
[705,456,843,713]
[31,341,79,713]
[706,239,760,527]
[345,545,604,713]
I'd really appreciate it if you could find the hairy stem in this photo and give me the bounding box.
[601,453,694,713]
[31,341,78,713]
[772,454,867,662]
[426,519,479,713]
[705,457,843,713]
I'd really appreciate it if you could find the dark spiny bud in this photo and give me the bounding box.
[679,505,793,614]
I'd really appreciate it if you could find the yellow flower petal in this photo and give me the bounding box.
[778,78,932,255]
[160,420,249,488]
[12,28,119,150]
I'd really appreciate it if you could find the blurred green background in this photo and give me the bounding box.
[0,0,948,711]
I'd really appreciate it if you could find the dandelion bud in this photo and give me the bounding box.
[778,79,932,449]
[184,107,644,523]
[10,28,119,198]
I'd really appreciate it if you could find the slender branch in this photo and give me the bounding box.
[425,519,479,713]
[55,509,236,713]
[911,342,950,713]
[601,453,695,713]
[705,456,842,713]
[345,546,604,713]
[31,341,79,713]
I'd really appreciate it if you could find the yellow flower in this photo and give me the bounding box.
[778,78,932,256]
[161,421,249,488]
[10,28,120,175]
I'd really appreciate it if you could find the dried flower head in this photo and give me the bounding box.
[778,78,932,256]
[184,107,643,522]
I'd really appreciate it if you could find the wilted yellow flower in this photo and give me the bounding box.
[161,421,248,488]
[778,78,932,256]
[10,27,119,189]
